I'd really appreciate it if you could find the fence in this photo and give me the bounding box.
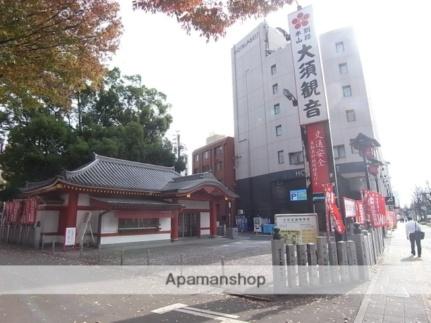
[0,223,39,247]
[271,227,385,291]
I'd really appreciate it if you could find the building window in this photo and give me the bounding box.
[273,103,280,115]
[204,151,209,160]
[118,218,159,232]
[272,83,278,95]
[215,146,223,157]
[342,85,352,97]
[271,64,277,75]
[333,145,346,159]
[195,154,199,162]
[289,151,304,165]
[346,109,356,122]
[275,125,282,136]
[336,41,344,53]
[216,161,223,171]
[339,63,348,74]
[277,150,284,164]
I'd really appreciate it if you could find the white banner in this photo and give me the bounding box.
[343,197,357,218]
[288,5,329,125]
[65,227,76,246]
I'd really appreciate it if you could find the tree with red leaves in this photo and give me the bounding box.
[133,0,294,39]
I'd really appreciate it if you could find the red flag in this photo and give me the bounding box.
[323,183,345,234]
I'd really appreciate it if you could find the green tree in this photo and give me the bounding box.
[0,68,186,199]
[0,111,75,188]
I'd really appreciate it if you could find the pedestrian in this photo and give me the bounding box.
[405,216,423,258]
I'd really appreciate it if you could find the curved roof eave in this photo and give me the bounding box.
[164,182,238,199]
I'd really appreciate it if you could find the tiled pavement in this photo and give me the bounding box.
[355,223,431,323]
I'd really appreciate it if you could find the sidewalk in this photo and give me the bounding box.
[355,223,431,323]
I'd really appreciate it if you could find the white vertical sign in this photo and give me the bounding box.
[288,6,329,125]
[65,227,76,246]
[343,198,356,218]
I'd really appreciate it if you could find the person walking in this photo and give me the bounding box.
[405,216,422,257]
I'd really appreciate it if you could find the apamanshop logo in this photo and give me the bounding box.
[166,273,266,288]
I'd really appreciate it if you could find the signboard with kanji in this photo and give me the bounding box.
[288,5,328,125]
[65,227,76,246]
[306,122,330,193]
[275,213,318,244]
[343,197,356,218]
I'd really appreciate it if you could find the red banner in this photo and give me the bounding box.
[3,199,38,224]
[324,184,345,234]
[307,122,330,194]
[21,198,38,224]
[362,191,387,228]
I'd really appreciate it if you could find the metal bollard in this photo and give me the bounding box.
[347,240,359,282]
[221,256,225,276]
[146,249,150,266]
[51,241,55,254]
[337,241,349,283]
[286,244,298,289]
[120,248,124,266]
[271,239,287,293]
[297,244,308,287]
[307,243,319,287]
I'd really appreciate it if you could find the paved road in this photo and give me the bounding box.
[1,225,429,322]
[355,222,431,323]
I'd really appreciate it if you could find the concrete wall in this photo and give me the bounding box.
[99,213,171,246]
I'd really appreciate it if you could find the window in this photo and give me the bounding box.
[271,64,277,75]
[216,161,223,171]
[118,218,159,232]
[333,145,346,159]
[272,83,278,94]
[215,146,223,157]
[336,41,344,53]
[342,85,352,97]
[289,151,304,165]
[275,125,282,136]
[204,151,209,160]
[273,103,280,115]
[195,154,199,162]
[346,109,356,122]
[277,150,284,164]
[339,63,348,74]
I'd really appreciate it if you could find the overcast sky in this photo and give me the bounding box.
[111,0,431,207]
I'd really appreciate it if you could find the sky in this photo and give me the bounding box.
[111,0,431,207]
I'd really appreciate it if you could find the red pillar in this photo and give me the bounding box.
[65,191,78,231]
[171,211,179,241]
[210,200,217,237]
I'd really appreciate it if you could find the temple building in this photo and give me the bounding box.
[15,154,237,247]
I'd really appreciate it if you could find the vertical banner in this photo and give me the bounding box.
[363,191,387,227]
[306,122,330,193]
[289,5,329,125]
[343,197,356,218]
[22,198,38,224]
[324,184,345,234]
[355,201,365,224]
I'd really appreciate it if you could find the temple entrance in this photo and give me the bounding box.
[179,212,200,237]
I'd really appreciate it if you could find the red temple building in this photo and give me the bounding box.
[4,154,237,247]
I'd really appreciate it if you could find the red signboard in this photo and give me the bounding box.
[324,184,345,234]
[362,191,387,228]
[307,122,330,194]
